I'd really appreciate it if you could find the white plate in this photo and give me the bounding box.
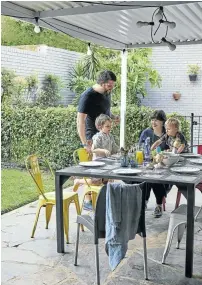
[188,158,202,165]
[170,166,200,174]
[180,153,201,158]
[112,168,142,175]
[111,154,121,159]
[79,161,105,167]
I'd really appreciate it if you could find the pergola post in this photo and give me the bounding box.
[120,49,128,148]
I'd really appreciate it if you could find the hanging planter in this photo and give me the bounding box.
[172,92,181,101]
[187,64,200,82]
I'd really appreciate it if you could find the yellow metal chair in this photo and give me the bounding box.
[73,148,103,210]
[25,154,83,243]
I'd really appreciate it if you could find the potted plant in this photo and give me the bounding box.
[172,91,181,101]
[187,64,200,81]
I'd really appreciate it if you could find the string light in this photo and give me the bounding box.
[136,21,154,28]
[159,20,176,29]
[155,6,164,21]
[136,6,176,51]
[162,37,176,51]
[87,43,92,55]
[34,17,40,33]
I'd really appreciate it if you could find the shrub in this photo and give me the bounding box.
[36,74,62,107]
[1,105,190,169]
[1,68,16,104]
[1,68,62,108]
[26,74,39,103]
[69,48,162,107]
[187,64,200,75]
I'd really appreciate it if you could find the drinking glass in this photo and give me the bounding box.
[135,143,144,165]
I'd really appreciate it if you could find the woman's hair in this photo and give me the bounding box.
[151,110,167,123]
[165,118,180,130]
[95,114,112,130]
[97,70,117,84]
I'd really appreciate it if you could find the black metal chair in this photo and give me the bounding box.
[74,182,148,285]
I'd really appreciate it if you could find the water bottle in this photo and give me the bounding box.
[144,137,151,163]
[129,147,137,168]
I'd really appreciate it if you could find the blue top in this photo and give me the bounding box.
[139,127,169,151]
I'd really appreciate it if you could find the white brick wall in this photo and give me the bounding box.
[142,44,202,117]
[1,46,82,105]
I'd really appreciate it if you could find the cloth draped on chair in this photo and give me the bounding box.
[105,182,142,270]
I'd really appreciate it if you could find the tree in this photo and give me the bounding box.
[69,47,162,106]
[37,74,62,107]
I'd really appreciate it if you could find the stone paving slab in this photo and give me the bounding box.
[1,186,202,285]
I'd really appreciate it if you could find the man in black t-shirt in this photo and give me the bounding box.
[77,70,119,153]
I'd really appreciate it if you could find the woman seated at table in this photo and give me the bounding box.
[139,110,171,218]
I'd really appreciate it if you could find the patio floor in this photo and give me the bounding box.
[1,185,202,285]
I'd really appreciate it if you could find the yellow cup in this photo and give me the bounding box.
[136,150,144,165]
[73,148,92,164]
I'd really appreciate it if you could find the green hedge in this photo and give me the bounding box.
[1,105,190,169]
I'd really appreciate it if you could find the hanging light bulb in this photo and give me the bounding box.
[155,6,163,21]
[87,43,92,55]
[162,37,176,51]
[34,17,41,33]
[159,19,176,29]
[136,21,154,28]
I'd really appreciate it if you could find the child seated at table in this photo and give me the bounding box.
[92,114,120,158]
[151,118,189,153]
[73,114,119,210]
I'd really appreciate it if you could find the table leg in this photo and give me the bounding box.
[185,184,195,278]
[56,174,64,253]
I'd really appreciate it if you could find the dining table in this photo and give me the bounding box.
[55,155,202,278]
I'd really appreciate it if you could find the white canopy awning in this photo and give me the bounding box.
[2,1,202,50]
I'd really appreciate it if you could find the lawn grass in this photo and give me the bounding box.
[1,169,73,214]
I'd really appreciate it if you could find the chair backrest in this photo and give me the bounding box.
[195,205,202,221]
[73,148,93,164]
[25,154,54,200]
[192,144,202,155]
[93,182,146,243]
[73,148,93,188]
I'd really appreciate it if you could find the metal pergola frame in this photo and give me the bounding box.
[2,1,202,280]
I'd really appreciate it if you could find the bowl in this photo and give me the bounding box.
[162,152,180,167]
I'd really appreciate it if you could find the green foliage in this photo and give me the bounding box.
[1,68,16,104]
[68,55,97,105]
[1,168,73,213]
[1,106,12,161]
[1,105,190,169]
[26,74,39,103]
[69,48,162,106]
[12,75,28,106]
[37,74,62,107]
[187,64,201,75]
[83,51,101,81]
[1,169,54,213]
[1,16,88,53]
[1,68,29,107]
[1,68,61,108]
[70,77,95,106]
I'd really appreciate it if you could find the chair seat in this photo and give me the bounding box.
[84,185,103,192]
[172,204,202,217]
[76,214,94,233]
[39,191,77,202]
